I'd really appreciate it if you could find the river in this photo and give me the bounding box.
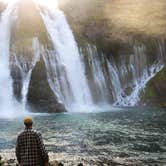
[0,107,166,165]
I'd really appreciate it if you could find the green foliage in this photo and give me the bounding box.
[141,67,166,107]
[0,160,4,166]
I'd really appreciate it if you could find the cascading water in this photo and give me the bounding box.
[0,0,20,117]
[79,44,111,104]
[114,45,164,106]
[38,3,93,111]
[0,0,165,115]
[13,38,40,110]
[80,43,165,107]
[34,0,165,111]
[115,64,164,106]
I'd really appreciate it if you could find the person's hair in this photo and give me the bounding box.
[58,163,64,166]
[24,122,33,128]
[0,155,2,160]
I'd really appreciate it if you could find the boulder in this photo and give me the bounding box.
[27,57,66,113]
[140,67,166,107]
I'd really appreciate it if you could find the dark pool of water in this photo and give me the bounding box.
[0,107,166,165]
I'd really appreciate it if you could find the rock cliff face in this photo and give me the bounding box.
[141,67,166,107]
[60,0,166,107]
[59,0,166,62]
[60,0,166,53]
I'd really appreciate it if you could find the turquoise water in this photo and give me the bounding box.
[0,107,166,165]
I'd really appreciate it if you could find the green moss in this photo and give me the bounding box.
[141,67,166,107]
[153,67,166,81]
[144,86,156,98]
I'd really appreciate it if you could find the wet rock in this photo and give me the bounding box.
[141,67,166,107]
[27,57,67,113]
[60,0,166,54]
[10,64,23,101]
[141,67,166,108]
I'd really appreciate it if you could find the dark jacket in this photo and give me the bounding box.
[16,128,48,166]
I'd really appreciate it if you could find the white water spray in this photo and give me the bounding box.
[0,0,165,116]
[21,38,40,110]
[38,5,93,111]
[0,1,21,118]
[114,45,164,106]
[13,38,40,110]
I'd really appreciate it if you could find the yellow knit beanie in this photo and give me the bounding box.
[24,116,33,125]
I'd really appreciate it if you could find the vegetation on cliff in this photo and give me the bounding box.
[141,67,166,107]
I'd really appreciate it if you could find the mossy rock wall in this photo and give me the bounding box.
[141,67,166,107]
[60,0,166,56]
[60,0,166,108]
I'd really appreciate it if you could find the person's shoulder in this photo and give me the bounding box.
[17,130,25,137]
[17,130,26,140]
[32,130,42,137]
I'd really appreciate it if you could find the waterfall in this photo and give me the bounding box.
[81,44,164,107]
[0,0,165,115]
[0,0,20,117]
[107,61,122,101]
[80,44,111,104]
[21,38,40,110]
[34,1,165,110]
[12,37,40,110]
[38,4,93,111]
[113,45,164,106]
[115,64,164,106]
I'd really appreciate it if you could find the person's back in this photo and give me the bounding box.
[16,117,48,166]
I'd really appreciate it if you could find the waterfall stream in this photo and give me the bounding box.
[0,1,20,117]
[39,6,93,111]
[0,0,165,114]
[18,38,40,110]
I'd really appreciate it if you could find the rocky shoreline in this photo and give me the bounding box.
[0,152,164,166]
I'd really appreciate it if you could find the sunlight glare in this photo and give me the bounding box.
[34,0,58,9]
[0,0,13,4]
[0,0,58,9]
